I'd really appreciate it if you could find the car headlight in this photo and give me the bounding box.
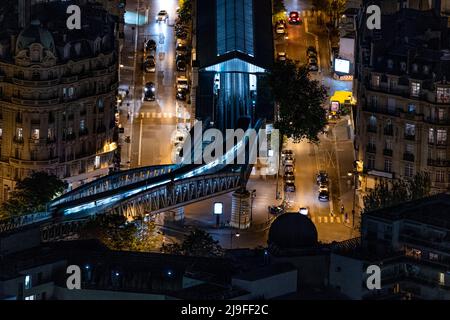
[151,88,155,92]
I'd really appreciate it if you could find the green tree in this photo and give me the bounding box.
[272,0,287,23]
[1,171,67,217]
[79,214,163,251]
[178,0,192,25]
[363,172,431,213]
[161,228,224,257]
[269,59,328,144]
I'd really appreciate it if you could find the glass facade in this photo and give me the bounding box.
[216,0,254,56]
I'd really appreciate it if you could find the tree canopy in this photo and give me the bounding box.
[79,214,163,251]
[269,59,328,143]
[160,228,224,257]
[363,172,431,213]
[1,171,67,218]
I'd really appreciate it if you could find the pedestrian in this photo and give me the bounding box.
[340,204,345,215]
[127,112,130,120]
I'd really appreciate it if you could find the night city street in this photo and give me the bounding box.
[1,0,450,308]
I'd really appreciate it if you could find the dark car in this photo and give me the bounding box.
[144,56,156,73]
[145,39,156,51]
[318,190,330,202]
[176,59,186,72]
[317,171,328,185]
[285,181,296,192]
[268,205,284,215]
[307,46,317,58]
[176,88,187,100]
[144,82,156,101]
[288,11,301,24]
[284,172,295,181]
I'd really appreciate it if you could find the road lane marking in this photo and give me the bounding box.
[138,118,143,166]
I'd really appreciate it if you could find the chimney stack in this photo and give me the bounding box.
[18,0,32,29]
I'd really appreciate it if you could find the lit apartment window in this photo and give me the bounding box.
[80,119,86,131]
[440,273,445,285]
[63,87,74,98]
[404,163,414,177]
[384,159,392,173]
[429,128,435,143]
[47,127,54,140]
[407,104,416,113]
[387,98,396,113]
[372,75,380,88]
[0,128,2,138]
[406,143,414,155]
[437,87,450,103]
[410,82,421,97]
[24,295,35,300]
[437,129,447,145]
[385,139,393,150]
[16,127,23,139]
[25,275,32,289]
[31,129,39,140]
[94,155,101,169]
[436,170,445,183]
[438,108,445,121]
[405,123,415,137]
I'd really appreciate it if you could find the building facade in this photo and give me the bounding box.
[330,194,450,299]
[354,4,450,192]
[0,1,120,202]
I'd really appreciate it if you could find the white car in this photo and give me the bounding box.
[284,164,294,174]
[277,52,287,61]
[299,207,309,216]
[276,25,285,34]
[156,10,168,22]
[176,76,189,90]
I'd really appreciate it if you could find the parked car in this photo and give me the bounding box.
[284,164,294,174]
[277,51,287,61]
[281,149,294,161]
[319,183,329,192]
[144,56,156,73]
[176,59,187,72]
[276,24,286,34]
[285,181,296,192]
[145,39,156,51]
[299,207,309,216]
[268,205,284,215]
[318,190,330,202]
[156,10,168,22]
[176,88,187,100]
[284,172,295,182]
[176,76,189,90]
[307,46,317,58]
[283,155,295,166]
[308,57,319,71]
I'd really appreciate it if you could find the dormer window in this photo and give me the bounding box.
[411,81,421,97]
[400,62,407,71]
[387,59,394,69]
[372,74,380,88]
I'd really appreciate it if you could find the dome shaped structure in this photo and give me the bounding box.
[268,213,318,249]
[16,20,55,53]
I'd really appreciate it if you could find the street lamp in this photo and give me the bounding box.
[230,231,240,249]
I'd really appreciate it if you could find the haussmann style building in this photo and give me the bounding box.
[0,0,120,202]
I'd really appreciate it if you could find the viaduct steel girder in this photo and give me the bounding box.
[41,172,242,242]
[106,172,242,217]
[50,164,179,208]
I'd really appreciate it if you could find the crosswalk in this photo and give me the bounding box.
[137,112,190,120]
[310,215,348,224]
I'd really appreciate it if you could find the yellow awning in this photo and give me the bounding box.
[330,91,355,104]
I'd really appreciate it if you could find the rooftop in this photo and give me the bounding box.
[364,193,450,230]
